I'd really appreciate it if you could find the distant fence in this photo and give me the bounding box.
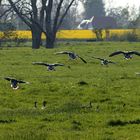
[0,29,140,40]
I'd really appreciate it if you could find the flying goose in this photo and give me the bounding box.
[109,51,140,59]
[4,77,29,90]
[92,57,115,65]
[32,62,64,71]
[55,51,87,63]
[41,101,47,110]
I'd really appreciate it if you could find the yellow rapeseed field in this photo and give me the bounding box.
[0,29,140,39]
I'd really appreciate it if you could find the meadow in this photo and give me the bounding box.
[0,42,140,140]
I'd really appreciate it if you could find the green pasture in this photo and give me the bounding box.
[0,42,140,140]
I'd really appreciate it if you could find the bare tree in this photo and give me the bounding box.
[8,0,76,49]
[106,6,130,29]
[58,1,79,29]
[7,0,46,49]
[0,0,17,44]
[0,0,10,18]
[42,0,76,48]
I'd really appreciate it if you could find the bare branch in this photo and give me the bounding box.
[31,0,38,20]
[53,0,64,32]
[0,6,13,18]
[56,0,75,30]
[7,0,32,28]
[45,0,53,29]
[39,0,47,27]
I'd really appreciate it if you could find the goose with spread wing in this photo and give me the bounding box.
[55,51,87,63]
[92,57,115,65]
[4,77,29,90]
[32,62,64,71]
[109,51,140,59]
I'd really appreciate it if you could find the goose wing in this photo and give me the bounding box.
[128,51,140,56]
[109,51,124,57]
[4,77,15,81]
[17,80,29,84]
[52,63,64,66]
[55,51,70,55]
[77,55,87,63]
[108,60,116,64]
[92,57,104,61]
[32,62,49,66]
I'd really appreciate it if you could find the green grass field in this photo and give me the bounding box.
[0,42,140,140]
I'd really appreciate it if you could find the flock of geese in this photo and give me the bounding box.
[4,50,140,90]
[3,50,140,109]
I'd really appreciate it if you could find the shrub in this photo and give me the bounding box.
[0,31,18,47]
[109,33,120,41]
[125,32,138,42]
[109,30,139,42]
[92,29,103,41]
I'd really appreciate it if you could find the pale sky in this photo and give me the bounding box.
[104,0,140,9]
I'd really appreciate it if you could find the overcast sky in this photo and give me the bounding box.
[104,0,140,9]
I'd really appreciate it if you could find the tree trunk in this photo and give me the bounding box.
[31,28,42,49]
[45,33,56,48]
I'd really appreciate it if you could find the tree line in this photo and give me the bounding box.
[0,0,140,49]
[0,0,77,49]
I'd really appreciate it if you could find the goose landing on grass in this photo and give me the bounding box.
[32,62,64,71]
[55,51,87,63]
[109,51,140,59]
[92,57,115,66]
[4,77,29,90]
